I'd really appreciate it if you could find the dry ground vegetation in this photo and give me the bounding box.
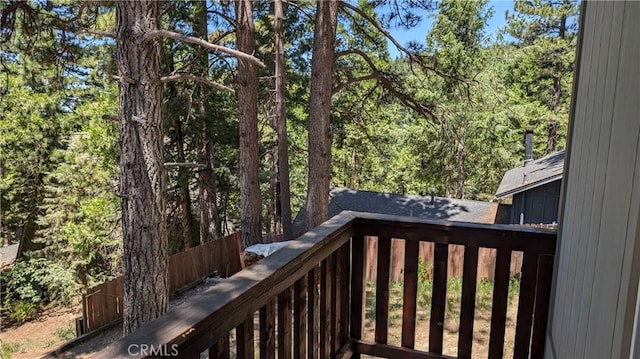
[0,304,82,359]
[361,276,520,358]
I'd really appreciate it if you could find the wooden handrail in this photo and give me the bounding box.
[92,211,557,359]
[92,212,356,358]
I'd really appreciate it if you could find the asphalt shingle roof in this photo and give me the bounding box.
[293,187,500,233]
[495,150,564,198]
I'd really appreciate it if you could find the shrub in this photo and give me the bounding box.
[4,257,77,305]
[54,326,76,341]
[5,301,38,324]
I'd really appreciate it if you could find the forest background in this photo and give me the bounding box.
[0,0,577,326]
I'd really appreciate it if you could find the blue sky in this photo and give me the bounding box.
[387,0,515,57]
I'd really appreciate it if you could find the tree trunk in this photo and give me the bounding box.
[349,145,357,190]
[304,0,338,231]
[194,0,220,243]
[174,116,194,248]
[198,137,220,242]
[236,0,262,247]
[546,119,558,154]
[274,0,293,240]
[456,136,466,199]
[116,0,169,335]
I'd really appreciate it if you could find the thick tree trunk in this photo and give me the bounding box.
[116,1,169,335]
[274,0,293,240]
[304,0,338,231]
[236,0,262,247]
[194,0,220,243]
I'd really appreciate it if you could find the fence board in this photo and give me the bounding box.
[84,232,242,331]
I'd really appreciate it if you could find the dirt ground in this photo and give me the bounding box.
[361,281,519,359]
[0,305,83,359]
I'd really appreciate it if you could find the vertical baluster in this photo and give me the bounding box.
[430,242,449,354]
[331,247,342,357]
[375,236,392,344]
[350,235,366,359]
[338,243,351,348]
[488,248,512,359]
[308,266,320,359]
[402,239,419,349]
[514,251,540,359]
[530,254,554,357]
[279,287,293,359]
[260,299,276,359]
[458,245,479,359]
[209,334,230,359]
[237,314,254,359]
[320,256,333,358]
[294,275,308,359]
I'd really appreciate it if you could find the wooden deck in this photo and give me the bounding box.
[93,211,556,359]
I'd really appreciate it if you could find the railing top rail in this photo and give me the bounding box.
[92,211,557,358]
[92,212,356,358]
[349,211,557,254]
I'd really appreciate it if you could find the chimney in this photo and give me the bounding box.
[524,127,534,166]
[430,187,436,202]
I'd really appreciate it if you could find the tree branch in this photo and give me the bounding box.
[160,74,234,93]
[338,1,468,83]
[332,74,378,94]
[77,28,116,39]
[282,0,315,22]
[336,48,438,119]
[145,29,265,68]
[164,162,208,168]
[102,114,119,121]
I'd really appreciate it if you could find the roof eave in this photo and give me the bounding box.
[495,174,563,199]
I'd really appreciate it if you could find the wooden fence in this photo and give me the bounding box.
[83,232,243,332]
[364,236,523,282]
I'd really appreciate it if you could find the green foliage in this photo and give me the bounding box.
[3,258,76,305]
[5,301,38,325]
[54,326,76,341]
[0,340,21,359]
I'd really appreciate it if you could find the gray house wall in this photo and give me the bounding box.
[510,180,561,225]
[546,2,640,358]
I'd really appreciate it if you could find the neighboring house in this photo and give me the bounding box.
[293,187,510,233]
[496,150,564,225]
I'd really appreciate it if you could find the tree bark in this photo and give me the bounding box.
[235,0,262,247]
[116,0,169,335]
[274,0,293,240]
[198,137,220,242]
[304,0,338,231]
[174,113,194,249]
[349,145,357,190]
[194,0,220,243]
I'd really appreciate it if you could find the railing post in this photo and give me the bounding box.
[350,234,366,358]
[429,242,448,354]
[401,239,419,349]
[375,236,392,344]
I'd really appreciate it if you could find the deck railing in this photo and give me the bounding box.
[93,211,556,359]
